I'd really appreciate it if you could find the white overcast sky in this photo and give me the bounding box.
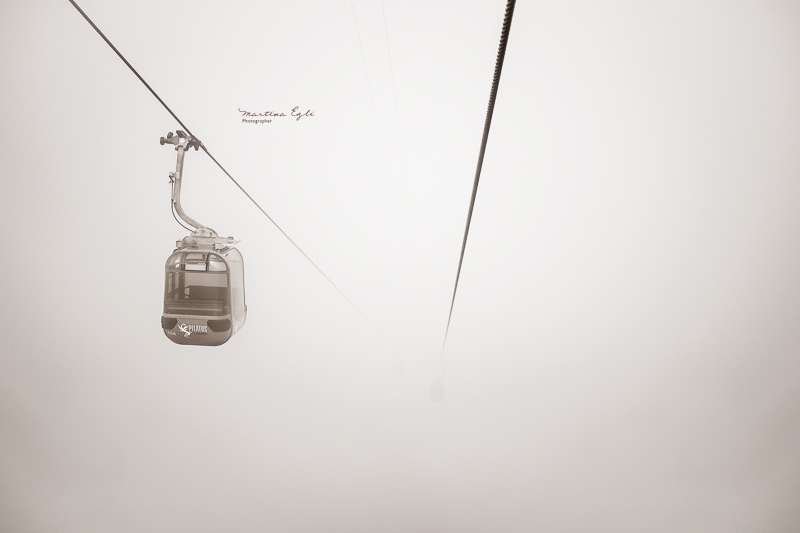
[2,0,800,531]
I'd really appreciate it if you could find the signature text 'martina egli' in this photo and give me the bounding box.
[238,107,315,122]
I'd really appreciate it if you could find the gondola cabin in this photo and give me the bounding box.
[161,237,246,346]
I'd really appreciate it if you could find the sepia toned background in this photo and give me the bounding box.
[2,0,799,531]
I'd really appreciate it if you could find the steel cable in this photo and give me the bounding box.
[68,0,390,341]
[441,0,517,357]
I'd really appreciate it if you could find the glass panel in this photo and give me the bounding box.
[228,250,245,318]
[165,251,228,272]
[164,270,230,316]
[184,252,206,271]
[208,254,227,271]
[166,252,182,271]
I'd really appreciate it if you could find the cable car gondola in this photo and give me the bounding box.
[159,131,246,346]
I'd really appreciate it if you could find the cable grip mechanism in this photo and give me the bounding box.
[160,130,202,151]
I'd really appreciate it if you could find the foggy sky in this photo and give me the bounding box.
[2,0,799,531]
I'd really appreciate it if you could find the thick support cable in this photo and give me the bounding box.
[68,0,193,136]
[68,0,390,342]
[441,0,517,357]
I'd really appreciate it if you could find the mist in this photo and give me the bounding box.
[2,0,800,531]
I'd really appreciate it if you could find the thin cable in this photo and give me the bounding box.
[171,202,193,232]
[170,179,194,231]
[380,0,408,179]
[349,0,389,172]
[68,0,390,341]
[441,0,517,358]
[199,146,390,337]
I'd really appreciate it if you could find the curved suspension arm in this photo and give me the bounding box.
[171,144,203,229]
[162,130,204,230]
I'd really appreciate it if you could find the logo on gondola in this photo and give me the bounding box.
[179,323,208,337]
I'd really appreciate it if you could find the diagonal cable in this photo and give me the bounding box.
[349,0,390,173]
[380,0,408,179]
[198,146,389,337]
[441,0,517,358]
[68,0,193,136]
[68,0,390,340]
